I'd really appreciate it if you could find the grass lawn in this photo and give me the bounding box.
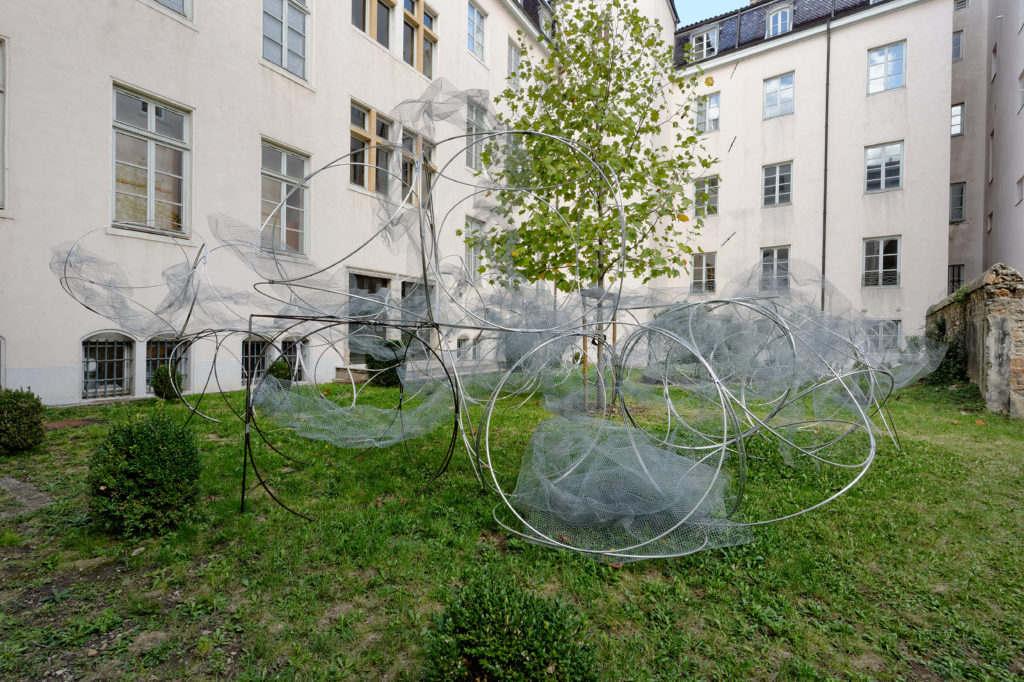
[0,382,1021,680]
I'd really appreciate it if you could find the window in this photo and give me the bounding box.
[401,0,438,76]
[113,89,189,234]
[280,338,308,380]
[864,142,903,192]
[987,130,994,182]
[767,6,792,38]
[468,2,486,61]
[83,334,134,399]
[349,274,390,364]
[260,142,308,254]
[948,264,965,295]
[152,0,190,16]
[954,0,967,10]
[862,320,901,352]
[763,73,794,118]
[0,40,5,210]
[146,337,189,394]
[242,338,268,381]
[377,0,392,47]
[762,162,792,206]
[863,236,900,287]
[350,102,403,195]
[507,40,523,89]
[689,27,718,60]
[399,129,435,203]
[949,182,966,222]
[759,246,790,292]
[466,99,486,170]
[465,217,484,280]
[353,0,394,47]
[457,337,470,356]
[952,31,963,62]
[695,93,720,133]
[691,252,716,294]
[867,42,905,94]
[695,177,718,216]
[263,0,308,78]
[951,103,964,136]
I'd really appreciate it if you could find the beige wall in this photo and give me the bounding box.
[0,0,544,403]
[676,0,952,339]
[981,0,1024,272]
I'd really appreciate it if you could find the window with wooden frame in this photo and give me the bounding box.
[399,128,437,204]
[402,0,438,77]
[351,102,434,200]
[353,0,396,49]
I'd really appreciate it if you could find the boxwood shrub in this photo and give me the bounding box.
[150,364,183,401]
[424,566,597,681]
[88,413,200,536]
[0,387,47,453]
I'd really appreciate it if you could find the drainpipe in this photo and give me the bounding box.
[820,3,834,312]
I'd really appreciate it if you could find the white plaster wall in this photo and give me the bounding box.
[982,0,1024,273]
[0,0,544,404]
[675,0,951,339]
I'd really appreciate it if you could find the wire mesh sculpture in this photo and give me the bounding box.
[53,80,944,560]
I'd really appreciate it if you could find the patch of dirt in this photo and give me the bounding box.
[46,419,105,431]
[65,556,117,573]
[130,630,170,653]
[852,651,885,672]
[907,659,942,680]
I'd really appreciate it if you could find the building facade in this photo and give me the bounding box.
[676,0,1023,348]
[1,0,687,404]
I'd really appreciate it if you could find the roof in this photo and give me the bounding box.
[674,0,896,67]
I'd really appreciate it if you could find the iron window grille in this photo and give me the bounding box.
[146,337,189,394]
[242,339,268,381]
[947,264,965,295]
[83,336,134,399]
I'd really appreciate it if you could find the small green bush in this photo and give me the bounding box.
[88,413,200,536]
[150,364,183,401]
[266,357,293,381]
[367,340,406,388]
[424,567,597,681]
[0,387,47,453]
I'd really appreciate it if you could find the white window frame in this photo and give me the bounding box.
[759,246,790,292]
[112,88,190,235]
[949,182,966,223]
[867,41,905,94]
[766,5,793,38]
[689,26,718,60]
[466,99,486,170]
[762,162,792,206]
[146,0,191,18]
[952,31,963,62]
[691,252,716,294]
[862,320,901,352]
[83,333,135,399]
[862,236,901,287]
[864,141,903,193]
[465,216,484,280]
[694,176,719,217]
[695,93,720,134]
[263,0,309,79]
[468,1,486,61]
[260,141,309,254]
[951,102,964,136]
[507,39,523,89]
[763,72,794,119]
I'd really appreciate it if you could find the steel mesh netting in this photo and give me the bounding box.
[53,81,945,559]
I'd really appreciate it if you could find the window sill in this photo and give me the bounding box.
[348,183,386,201]
[106,223,199,246]
[861,285,901,290]
[0,209,12,221]
[139,0,198,30]
[761,202,792,208]
[259,59,316,93]
[864,187,903,195]
[866,85,906,97]
[467,50,490,69]
[762,112,794,121]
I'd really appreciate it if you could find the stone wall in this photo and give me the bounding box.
[926,264,1024,417]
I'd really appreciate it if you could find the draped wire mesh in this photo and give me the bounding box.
[52,81,945,561]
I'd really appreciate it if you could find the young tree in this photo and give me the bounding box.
[467,0,713,294]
